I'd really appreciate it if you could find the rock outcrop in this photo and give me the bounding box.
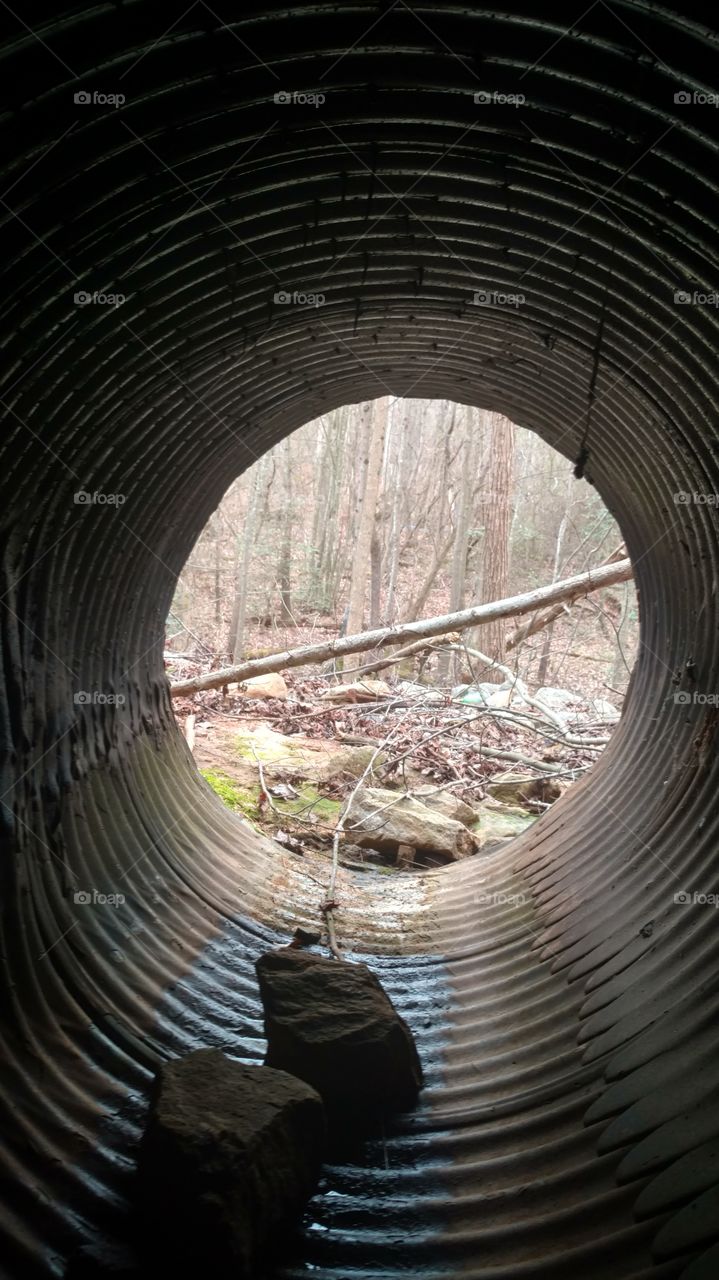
[347,786,477,862]
[412,785,478,827]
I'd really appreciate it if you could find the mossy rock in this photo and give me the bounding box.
[272,784,341,825]
[234,724,382,783]
[473,801,536,848]
[202,768,340,835]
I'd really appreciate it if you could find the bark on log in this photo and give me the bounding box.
[170,559,633,697]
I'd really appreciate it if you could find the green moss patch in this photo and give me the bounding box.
[201,769,261,824]
[272,784,341,825]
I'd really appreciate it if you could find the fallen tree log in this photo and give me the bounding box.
[506,544,631,651]
[170,558,633,698]
[343,633,462,678]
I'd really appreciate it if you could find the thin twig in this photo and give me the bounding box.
[323,706,416,960]
[447,646,611,747]
[248,743,336,833]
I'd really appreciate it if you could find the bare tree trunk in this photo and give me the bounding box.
[278,436,293,623]
[438,407,477,681]
[401,403,457,624]
[369,530,383,628]
[611,582,634,687]
[229,458,265,661]
[212,512,222,628]
[450,414,478,612]
[227,539,241,656]
[385,405,410,623]
[309,416,331,605]
[536,474,574,685]
[307,410,344,612]
[344,398,389,664]
[320,408,349,613]
[402,527,455,622]
[535,622,554,686]
[347,403,372,558]
[478,411,515,677]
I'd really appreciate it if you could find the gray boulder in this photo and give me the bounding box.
[347,786,477,861]
[455,678,531,709]
[412,785,478,827]
[256,948,423,1114]
[137,1048,325,1278]
[589,697,621,723]
[535,686,581,711]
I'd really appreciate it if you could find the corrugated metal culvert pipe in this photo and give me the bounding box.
[1,3,718,1277]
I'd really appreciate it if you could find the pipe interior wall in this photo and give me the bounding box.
[1,4,718,1277]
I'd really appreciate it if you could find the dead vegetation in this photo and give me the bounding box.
[176,651,619,880]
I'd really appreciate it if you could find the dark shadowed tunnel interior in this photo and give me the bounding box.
[1,3,719,1277]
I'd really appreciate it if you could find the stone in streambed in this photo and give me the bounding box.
[348,786,477,861]
[412,785,478,827]
[256,948,423,1115]
[137,1047,325,1279]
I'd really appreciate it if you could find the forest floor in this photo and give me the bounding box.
[170,647,622,873]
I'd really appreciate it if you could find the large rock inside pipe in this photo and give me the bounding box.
[137,1048,325,1278]
[256,948,423,1117]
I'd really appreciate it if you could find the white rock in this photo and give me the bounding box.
[589,698,621,723]
[451,683,470,699]
[457,678,529,708]
[535,686,581,710]
[397,681,444,703]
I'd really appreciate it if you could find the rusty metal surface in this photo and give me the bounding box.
[1,3,719,1277]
